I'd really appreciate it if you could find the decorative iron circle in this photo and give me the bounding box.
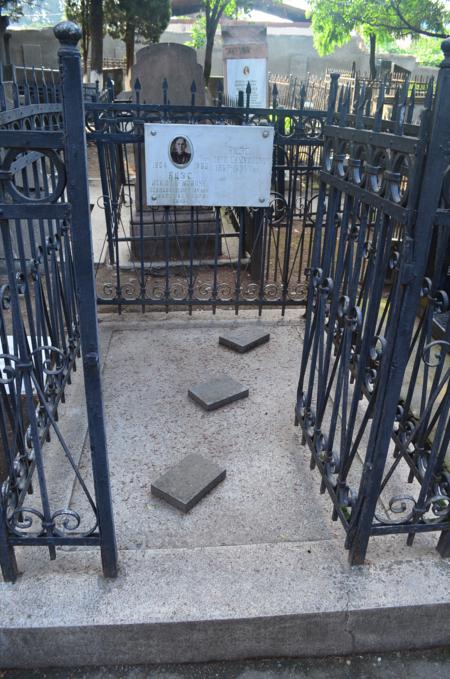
[2,149,66,204]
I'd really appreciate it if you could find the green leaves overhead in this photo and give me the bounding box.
[307,0,448,56]
[104,0,170,43]
[0,0,35,21]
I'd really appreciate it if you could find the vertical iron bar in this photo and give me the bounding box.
[349,39,450,565]
[55,21,118,578]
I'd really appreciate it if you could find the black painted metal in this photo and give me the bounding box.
[0,22,117,581]
[0,20,446,580]
[85,81,327,313]
[296,43,450,565]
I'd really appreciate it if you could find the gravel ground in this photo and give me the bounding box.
[2,649,450,679]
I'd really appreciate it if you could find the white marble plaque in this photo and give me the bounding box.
[144,124,274,207]
[226,58,268,108]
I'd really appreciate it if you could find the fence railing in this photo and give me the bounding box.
[87,72,426,314]
[0,21,117,582]
[296,58,449,564]
[85,78,329,313]
[0,21,447,581]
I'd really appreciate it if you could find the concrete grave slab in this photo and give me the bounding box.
[219,327,270,353]
[188,374,249,411]
[151,454,226,513]
[3,312,449,668]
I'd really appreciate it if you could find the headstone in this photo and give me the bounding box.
[131,43,205,106]
[222,23,268,108]
[188,375,249,411]
[131,43,216,261]
[151,454,226,513]
[219,327,270,353]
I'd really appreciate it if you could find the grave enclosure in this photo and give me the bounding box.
[0,20,448,589]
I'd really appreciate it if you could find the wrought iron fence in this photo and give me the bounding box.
[0,63,108,110]
[296,53,450,564]
[0,22,117,582]
[85,80,329,313]
[86,72,425,315]
[0,20,447,581]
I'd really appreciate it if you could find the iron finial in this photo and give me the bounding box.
[54,21,82,47]
[441,37,450,67]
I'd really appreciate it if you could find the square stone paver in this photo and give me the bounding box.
[188,374,249,411]
[151,454,226,513]
[219,327,271,353]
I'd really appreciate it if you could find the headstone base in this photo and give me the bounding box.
[130,208,220,261]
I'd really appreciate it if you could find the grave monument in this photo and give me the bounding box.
[130,43,213,261]
[222,23,268,108]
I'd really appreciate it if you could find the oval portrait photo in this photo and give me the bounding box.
[169,136,193,167]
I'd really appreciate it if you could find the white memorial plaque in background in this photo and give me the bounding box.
[145,124,274,207]
[226,58,268,108]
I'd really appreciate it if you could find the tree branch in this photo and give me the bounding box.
[389,0,448,39]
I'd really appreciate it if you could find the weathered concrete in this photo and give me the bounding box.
[0,311,449,668]
[1,541,449,667]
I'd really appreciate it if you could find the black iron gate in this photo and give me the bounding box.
[296,46,450,564]
[0,22,448,581]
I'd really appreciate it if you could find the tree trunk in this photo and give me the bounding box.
[82,0,90,77]
[89,0,103,84]
[125,21,135,82]
[0,15,10,68]
[204,30,215,85]
[82,38,89,78]
[369,33,377,80]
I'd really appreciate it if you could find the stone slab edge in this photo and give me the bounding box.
[188,384,249,411]
[1,540,449,668]
[151,467,226,513]
[219,332,271,353]
[1,603,449,668]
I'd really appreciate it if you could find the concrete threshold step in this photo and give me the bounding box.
[1,539,449,668]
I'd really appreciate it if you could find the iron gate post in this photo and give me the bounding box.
[54,21,118,577]
[348,40,450,565]
[0,418,18,580]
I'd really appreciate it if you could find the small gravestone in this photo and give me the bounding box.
[188,375,249,411]
[151,454,226,513]
[219,327,270,353]
[222,23,268,108]
[131,43,205,107]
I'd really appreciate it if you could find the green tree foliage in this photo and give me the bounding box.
[0,0,35,21]
[1,0,36,64]
[105,0,170,76]
[307,0,448,77]
[383,35,444,66]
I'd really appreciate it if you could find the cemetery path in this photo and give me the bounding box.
[2,311,449,668]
